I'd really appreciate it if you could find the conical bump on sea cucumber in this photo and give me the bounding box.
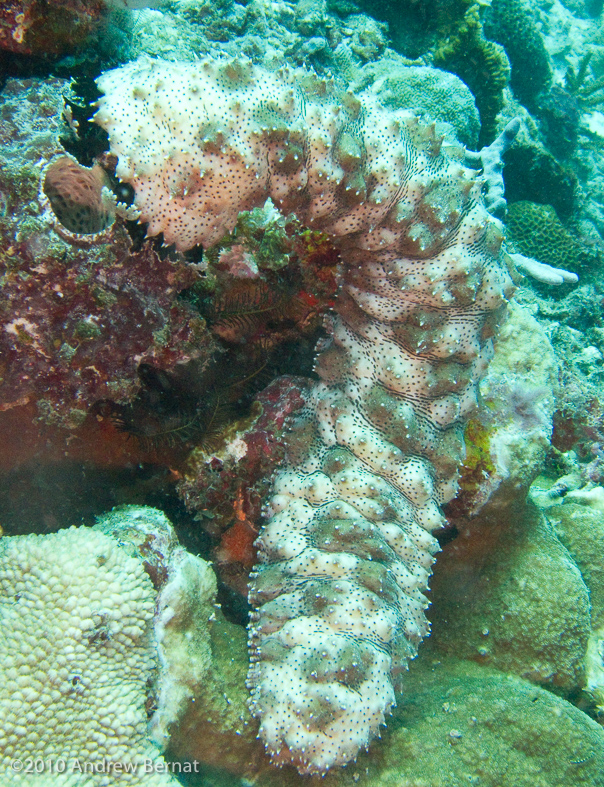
[94,56,515,774]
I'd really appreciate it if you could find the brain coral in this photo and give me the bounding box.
[94,56,514,774]
[506,200,584,273]
[0,525,176,785]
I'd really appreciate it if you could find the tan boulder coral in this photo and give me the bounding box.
[429,500,590,694]
[547,501,604,718]
[0,505,216,785]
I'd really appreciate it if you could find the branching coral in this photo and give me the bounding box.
[94,55,513,774]
[565,51,604,110]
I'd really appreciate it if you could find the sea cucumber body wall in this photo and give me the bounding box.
[95,57,514,774]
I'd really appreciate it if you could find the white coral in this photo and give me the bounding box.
[0,521,184,785]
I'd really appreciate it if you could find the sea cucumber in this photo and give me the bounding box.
[94,56,514,774]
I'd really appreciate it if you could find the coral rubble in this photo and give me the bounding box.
[94,55,513,773]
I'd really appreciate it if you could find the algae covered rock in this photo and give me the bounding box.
[453,300,557,516]
[548,502,604,628]
[165,611,265,776]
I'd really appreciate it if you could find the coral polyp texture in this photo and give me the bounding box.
[0,523,175,786]
[95,56,514,774]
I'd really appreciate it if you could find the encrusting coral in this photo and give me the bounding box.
[0,77,211,430]
[94,56,514,774]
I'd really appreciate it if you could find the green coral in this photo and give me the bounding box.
[506,201,585,273]
[483,0,552,108]
[433,4,510,145]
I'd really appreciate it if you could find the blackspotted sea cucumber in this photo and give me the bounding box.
[94,57,515,775]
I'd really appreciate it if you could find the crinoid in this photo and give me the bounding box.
[92,362,229,453]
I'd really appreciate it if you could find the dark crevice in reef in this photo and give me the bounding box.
[59,75,109,166]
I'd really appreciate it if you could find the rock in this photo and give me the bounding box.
[430,501,590,694]
[547,501,604,716]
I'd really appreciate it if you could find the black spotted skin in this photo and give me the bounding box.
[95,58,514,774]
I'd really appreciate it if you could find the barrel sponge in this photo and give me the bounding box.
[0,527,177,786]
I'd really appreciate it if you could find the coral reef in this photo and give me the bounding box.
[360,0,511,145]
[432,4,511,145]
[483,0,552,108]
[4,0,604,782]
[95,55,513,773]
[0,513,173,785]
[0,77,209,429]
